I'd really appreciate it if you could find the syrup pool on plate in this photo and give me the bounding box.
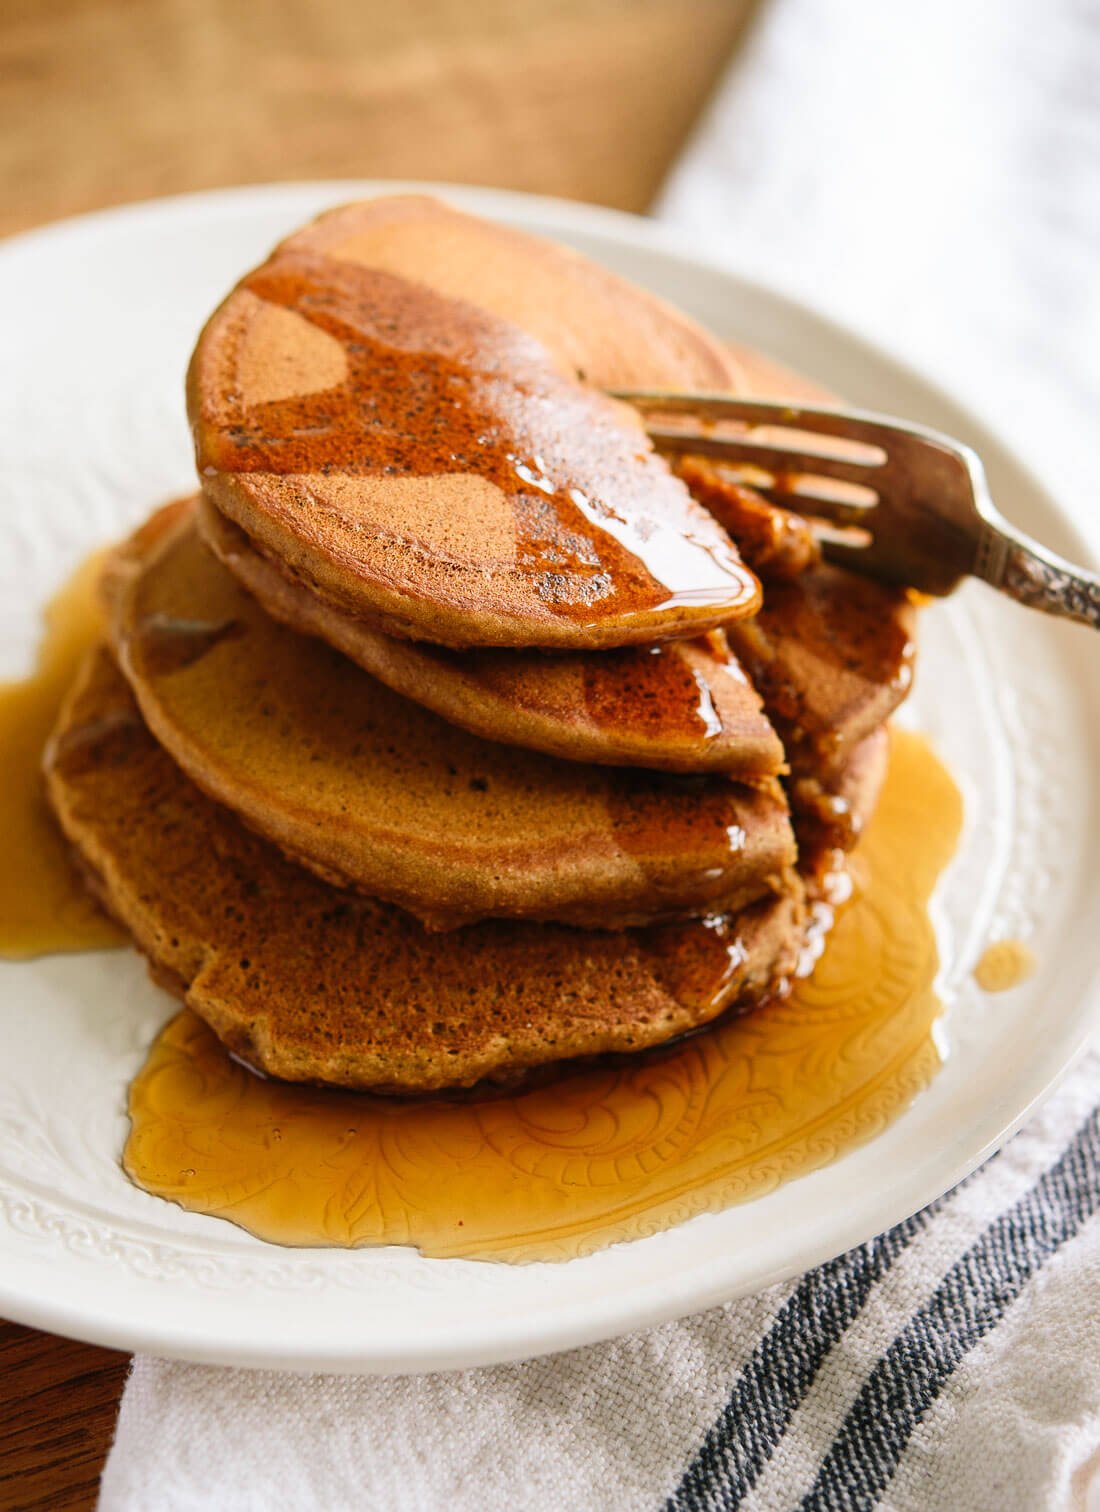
[0,553,125,958]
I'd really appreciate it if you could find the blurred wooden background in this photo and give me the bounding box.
[2,0,755,239]
[0,0,755,1506]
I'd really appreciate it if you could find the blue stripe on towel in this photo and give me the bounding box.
[798,1106,1100,1512]
[666,1188,964,1512]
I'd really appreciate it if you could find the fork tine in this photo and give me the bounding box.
[735,481,879,528]
[612,391,900,452]
[818,521,953,590]
[646,428,883,486]
[820,538,874,575]
[611,389,1100,621]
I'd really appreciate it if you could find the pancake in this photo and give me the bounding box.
[198,496,784,778]
[726,564,917,775]
[44,647,805,1093]
[105,503,797,930]
[189,196,761,651]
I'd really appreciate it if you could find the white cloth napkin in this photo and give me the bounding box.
[100,2,1100,1507]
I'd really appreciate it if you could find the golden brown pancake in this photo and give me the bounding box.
[44,647,804,1092]
[189,196,761,651]
[198,496,784,778]
[726,564,917,774]
[105,503,797,930]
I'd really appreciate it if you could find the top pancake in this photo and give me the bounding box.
[189,195,760,650]
[105,501,796,931]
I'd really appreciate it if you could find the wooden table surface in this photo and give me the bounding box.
[0,0,754,1505]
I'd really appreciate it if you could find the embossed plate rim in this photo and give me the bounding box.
[0,181,1097,1373]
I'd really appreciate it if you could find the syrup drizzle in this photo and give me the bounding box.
[124,730,962,1262]
[974,939,1036,993]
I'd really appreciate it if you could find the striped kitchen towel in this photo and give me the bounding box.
[101,0,1100,1507]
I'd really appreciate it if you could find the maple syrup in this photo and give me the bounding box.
[124,730,963,1262]
[974,939,1036,993]
[0,554,124,958]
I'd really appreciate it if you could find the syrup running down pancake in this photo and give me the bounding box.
[189,197,761,650]
[266,195,746,394]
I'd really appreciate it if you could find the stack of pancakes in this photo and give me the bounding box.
[44,197,916,1095]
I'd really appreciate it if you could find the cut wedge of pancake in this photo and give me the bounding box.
[189,196,762,651]
[198,496,784,778]
[105,503,797,930]
[44,647,804,1092]
[726,564,917,774]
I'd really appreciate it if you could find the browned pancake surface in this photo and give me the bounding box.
[199,497,784,778]
[45,648,803,1092]
[105,503,796,930]
[189,196,760,650]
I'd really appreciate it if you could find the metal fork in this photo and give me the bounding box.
[614,392,1100,630]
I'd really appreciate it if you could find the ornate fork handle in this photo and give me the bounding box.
[982,519,1100,630]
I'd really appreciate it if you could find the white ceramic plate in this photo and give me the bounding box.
[1,182,1097,1374]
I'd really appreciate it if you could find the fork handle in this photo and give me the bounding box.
[979,520,1100,630]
